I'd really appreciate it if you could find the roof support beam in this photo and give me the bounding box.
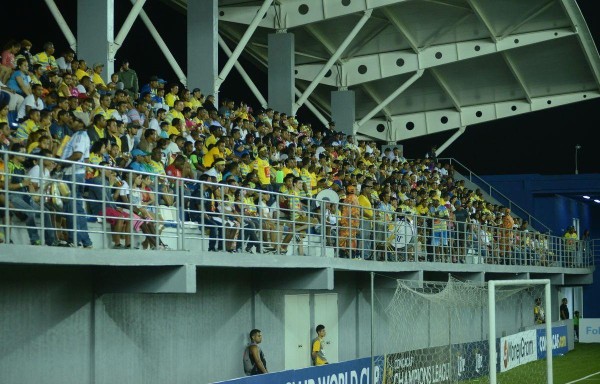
[218,0,404,29]
[134,0,187,85]
[361,84,394,121]
[354,69,424,133]
[381,8,420,54]
[357,91,599,141]
[294,28,576,86]
[44,0,77,52]
[224,29,331,124]
[112,0,147,57]
[251,42,329,61]
[465,0,498,43]
[498,1,555,41]
[293,9,372,114]
[215,0,273,90]
[435,126,467,156]
[430,68,462,112]
[421,12,471,50]
[295,88,330,127]
[218,36,268,108]
[501,52,532,103]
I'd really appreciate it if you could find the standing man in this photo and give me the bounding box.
[243,329,268,375]
[499,207,514,265]
[429,198,449,262]
[311,324,328,366]
[358,180,374,260]
[61,117,93,248]
[453,201,469,263]
[534,297,545,325]
[117,59,139,99]
[560,298,570,320]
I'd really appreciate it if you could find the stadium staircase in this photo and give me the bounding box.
[442,158,551,234]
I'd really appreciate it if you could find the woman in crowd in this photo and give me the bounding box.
[7,58,32,96]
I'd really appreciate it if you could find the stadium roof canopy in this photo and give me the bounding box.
[166,1,600,143]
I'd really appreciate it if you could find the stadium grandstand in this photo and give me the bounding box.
[0,1,598,383]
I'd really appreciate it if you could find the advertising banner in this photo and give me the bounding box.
[451,341,489,381]
[217,356,384,384]
[536,325,568,358]
[499,330,537,372]
[383,346,452,384]
[580,318,600,343]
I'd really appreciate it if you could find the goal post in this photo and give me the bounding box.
[488,279,552,384]
[380,277,555,384]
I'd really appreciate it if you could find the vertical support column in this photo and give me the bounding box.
[331,89,355,136]
[268,33,294,115]
[77,0,114,81]
[188,0,218,97]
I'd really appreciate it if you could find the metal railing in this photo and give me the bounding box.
[0,150,594,268]
[439,157,552,234]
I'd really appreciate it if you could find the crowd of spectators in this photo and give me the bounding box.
[0,39,584,266]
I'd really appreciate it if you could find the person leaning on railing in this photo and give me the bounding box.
[6,143,58,245]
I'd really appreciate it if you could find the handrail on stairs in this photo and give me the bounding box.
[439,157,552,234]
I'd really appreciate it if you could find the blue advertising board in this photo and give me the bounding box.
[536,325,568,359]
[216,356,384,384]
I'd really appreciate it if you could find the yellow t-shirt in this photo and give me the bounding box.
[202,147,223,168]
[166,125,181,136]
[165,109,184,124]
[204,134,218,152]
[312,338,327,366]
[75,68,89,81]
[253,157,271,185]
[357,194,373,219]
[92,73,106,87]
[165,93,179,108]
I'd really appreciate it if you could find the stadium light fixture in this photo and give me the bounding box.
[594,199,600,203]
[583,195,590,199]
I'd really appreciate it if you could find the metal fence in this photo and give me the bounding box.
[0,150,595,268]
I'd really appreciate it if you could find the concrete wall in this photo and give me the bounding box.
[0,265,563,384]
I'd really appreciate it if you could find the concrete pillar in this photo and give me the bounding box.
[187,0,218,97]
[268,33,294,115]
[77,0,114,82]
[331,90,355,136]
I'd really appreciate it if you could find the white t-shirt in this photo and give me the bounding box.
[61,130,91,175]
[27,164,51,190]
[17,94,45,120]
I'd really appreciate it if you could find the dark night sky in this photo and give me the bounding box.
[7,0,600,175]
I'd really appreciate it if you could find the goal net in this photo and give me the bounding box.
[378,277,552,384]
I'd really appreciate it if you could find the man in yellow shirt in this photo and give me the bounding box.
[165,83,179,107]
[165,99,185,124]
[33,42,58,72]
[189,88,203,110]
[253,146,272,190]
[311,325,328,366]
[91,63,115,94]
[358,180,375,260]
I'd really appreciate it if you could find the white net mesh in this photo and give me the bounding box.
[377,277,549,384]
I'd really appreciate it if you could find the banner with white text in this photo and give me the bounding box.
[499,330,537,372]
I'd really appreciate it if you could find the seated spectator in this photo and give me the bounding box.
[118,171,167,250]
[32,42,58,73]
[233,185,266,253]
[86,165,137,249]
[55,49,75,75]
[15,109,41,143]
[1,40,20,84]
[6,143,57,245]
[7,58,32,96]
[17,83,45,121]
